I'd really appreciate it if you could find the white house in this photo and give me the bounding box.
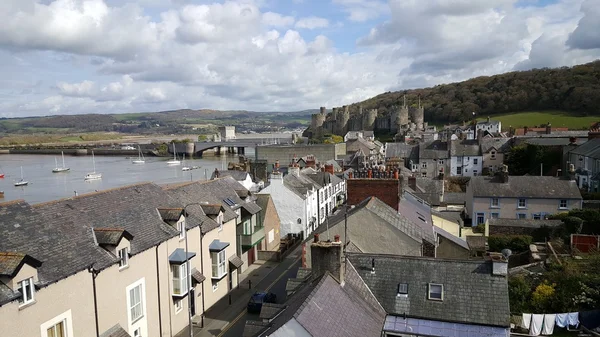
[476,117,502,135]
[300,168,347,224]
[450,140,482,176]
[211,170,255,191]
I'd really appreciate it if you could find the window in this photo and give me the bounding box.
[211,250,226,279]
[491,198,499,208]
[476,213,485,225]
[517,213,527,219]
[46,321,65,337]
[533,213,541,220]
[129,284,144,323]
[559,199,568,209]
[421,162,427,169]
[18,277,35,305]
[172,263,188,296]
[490,213,499,219]
[175,299,183,313]
[473,158,478,165]
[133,328,141,337]
[473,170,478,176]
[490,151,496,159]
[456,167,462,175]
[397,283,408,296]
[118,248,129,269]
[421,172,427,177]
[217,213,223,232]
[178,221,185,239]
[439,160,444,165]
[518,198,527,208]
[428,283,443,301]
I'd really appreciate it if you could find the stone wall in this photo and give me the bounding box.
[255,143,346,167]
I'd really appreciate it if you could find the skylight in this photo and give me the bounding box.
[223,198,236,207]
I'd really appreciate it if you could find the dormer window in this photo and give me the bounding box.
[19,277,35,305]
[118,248,129,269]
[428,283,443,301]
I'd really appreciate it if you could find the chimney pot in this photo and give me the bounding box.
[334,234,340,242]
[314,234,319,243]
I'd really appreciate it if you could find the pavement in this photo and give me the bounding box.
[175,244,303,337]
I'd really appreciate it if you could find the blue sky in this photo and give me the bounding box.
[0,0,598,117]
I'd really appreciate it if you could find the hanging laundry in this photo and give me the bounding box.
[522,313,532,329]
[542,314,555,335]
[567,312,579,328]
[555,313,569,328]
[530,314,544,336]
[580,309,600,330]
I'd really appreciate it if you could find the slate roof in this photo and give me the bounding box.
[386,143,418,159]
[398,193,434,240]
[100,324,131,337]
[488,219,562,228]
[406,178,444,206]
[368,197,435,243]
[0,252,41,277]
[569,138,600,159]
[434,226,469,250]
[419,140,449,159]
[480,138,511,154]
[347,137,378,153]
[157,208,183,222]
[466,236,487,251]
[431,210,462,224]
[283,173,316,198]
[348,253,510,327]
[469,176,582,199]
[243,320,271,337]
[450,140,481,156]
[191,268,205,284]
[229,255,244,269]
[443,192,466,205]
[211,170,249,181]
[201,204,223,216]
[93,228,133,246]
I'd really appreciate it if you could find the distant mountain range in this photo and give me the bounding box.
[349,60,600,124]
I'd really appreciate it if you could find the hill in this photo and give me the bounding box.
[351,60,600,124]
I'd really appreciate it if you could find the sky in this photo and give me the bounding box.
[0,0,599,118]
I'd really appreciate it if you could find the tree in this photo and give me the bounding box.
[531,281,556,313]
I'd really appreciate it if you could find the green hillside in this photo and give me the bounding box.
[477,111,599,129]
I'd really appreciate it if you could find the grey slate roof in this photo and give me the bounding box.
[0,252,42,277]
[443,192,466,205]
[406,178,444,206]
[466,236,487,251]
[348,253,510,327]
[191,268,205,284]
[243,320,271,337]
[488,219,562,228]
[283,173,316,198]
[469,176,582,199]
[386,143,418,159]
[100,324,131,337]
[450,140,481,156]
[168,248,196,264]
[398,193,434,238]
[480,138,511,154]
[434,226,469,250]
[229,255,244,269]
[157,208,183,221]
[211,170,250,181]
[200,204,223,216]
[569,138,600,159]
[93,228,133,246]
[209,240,230,252]
[259,302,286,320]
[431,210,462,224]
[419,140,449,159]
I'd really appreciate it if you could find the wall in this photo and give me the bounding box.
[436,237,469,259]
[347,179,401,211]
[418,158,448,178]
[255,143,346,167]
[258,177,306,237]
[432,214,460,237]
[0,270,94,337]
[471,197,580,223]
[450,155,483,176]
[262,196,282,252]
[482,152,505,172]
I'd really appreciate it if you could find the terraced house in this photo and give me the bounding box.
[0,177,263,337]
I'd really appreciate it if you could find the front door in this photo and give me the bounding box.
[190,288,196,316]
[248,246,256,265]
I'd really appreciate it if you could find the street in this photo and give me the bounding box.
[217,254,302,337]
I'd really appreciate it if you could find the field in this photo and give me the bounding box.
[478,111,599,130]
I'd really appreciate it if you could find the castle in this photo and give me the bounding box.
[305,96,427,139]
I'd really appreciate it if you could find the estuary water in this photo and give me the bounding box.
[0,152,251,204]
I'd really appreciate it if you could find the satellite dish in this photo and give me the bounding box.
[501,249,512,259]
[297,218,302,224]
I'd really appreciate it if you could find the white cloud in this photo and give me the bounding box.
[56,80,95,97]
[567,0,600,50]
[262,11,294,27]
[332,0,388,22]
[295,16,329,29]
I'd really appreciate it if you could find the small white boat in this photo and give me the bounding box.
[14,167,28,186]
[182,153,191,171]
[52,151,70,173]
[132,146,145,164]
[167,142,181,165]
[84,151,102,181]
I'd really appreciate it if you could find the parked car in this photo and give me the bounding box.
[247,292,277,313]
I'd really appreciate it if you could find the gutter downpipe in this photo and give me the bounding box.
[199,223,205,328]
[155,245,163,336]
[88,266,100,337]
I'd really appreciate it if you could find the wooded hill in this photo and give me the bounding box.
[352,60,600,124]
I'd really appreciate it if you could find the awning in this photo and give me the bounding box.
[191,268,205,284]
[229,255,244,269]
[168,248,196,264]
[209,239,230,252]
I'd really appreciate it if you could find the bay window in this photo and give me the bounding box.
[211,250,227,279]
[172,263,188,296]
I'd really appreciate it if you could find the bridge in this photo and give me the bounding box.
[171,138,294,157]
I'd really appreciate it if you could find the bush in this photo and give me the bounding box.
[509,276,532,314]
[488,235,533,253]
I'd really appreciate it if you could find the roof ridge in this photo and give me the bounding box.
[0,199,28,206]
[347,252,488,265]
[0,252,25,257]
[33,182,156,207]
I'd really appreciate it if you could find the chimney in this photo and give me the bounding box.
[334,234,340,242]
[289,165,300,177]
[393,168,399,180]
[214,168,219,178]
[324,164,334,174]
[589,128,600,140]
[487,253,508,277]
[569,163,576,181]
[569,137,577,144]
[311,239,343,282]
[367,169,373,179]
[499,164,509,183]
[348,171,353,179]
[546,122,552,135]
[314,233,319,243]
[408,176,417,191]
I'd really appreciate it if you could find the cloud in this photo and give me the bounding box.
[566,0,600,50]
[56,80,95,97]
[295,16,329,29]
[262,11,294,27]
[332,0,388,22]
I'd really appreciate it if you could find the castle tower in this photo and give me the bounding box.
[311,107,326,130]
[363,108,377,131]
[412,96,424,131]
[399,95,409,127]
[339,105,349,135]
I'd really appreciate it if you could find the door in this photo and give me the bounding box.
[190,288,196,316]
[248,246,256,265]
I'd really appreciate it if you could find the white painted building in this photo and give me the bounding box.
[476,117,502,135]
[300,168,347,225]
[450,140,483,176]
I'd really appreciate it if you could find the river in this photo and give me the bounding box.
[0,151,254,204]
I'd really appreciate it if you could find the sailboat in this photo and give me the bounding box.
[132,146,145,164]
[84,151,102,180]
[182,153,191,171]
[14,167,28,186]
[166,142,181,165]
[52,151,70,173]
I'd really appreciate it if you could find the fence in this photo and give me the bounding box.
[571,234,600,253]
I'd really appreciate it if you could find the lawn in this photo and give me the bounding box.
[478,111,599,130]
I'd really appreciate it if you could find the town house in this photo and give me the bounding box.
[450,140,482,176]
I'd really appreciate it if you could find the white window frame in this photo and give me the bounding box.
[119,247,129,269]
[19,277,35,306]
[518,198,527,209]
[490,151,496,159]
[175,299,183,313]
[40,310,73,337]
[128,282,145,324]
[491,198,499,208]
[172,263,189,296]
[178,221,185,240]
[476,213,485,225]
[490,212,499,219]
[517,213,527,220]
[421,162,427,169]
[559,199,568,209]
[428,283,443,301]
[211,250,227,279]
[45,320,66,337]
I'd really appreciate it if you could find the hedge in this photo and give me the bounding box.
[488,235,533,253]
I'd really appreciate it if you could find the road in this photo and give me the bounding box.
[218,254,302,337]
